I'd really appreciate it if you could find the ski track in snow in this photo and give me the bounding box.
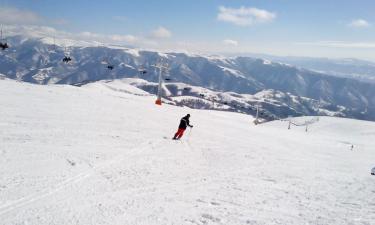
[0,171,91,216]
[0,138,164,216]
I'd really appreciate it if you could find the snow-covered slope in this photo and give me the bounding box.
[0,79,374,225]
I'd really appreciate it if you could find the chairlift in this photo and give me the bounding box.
[62,56,72,63]
[138,68,147,75]
[136,67,147,78]
[0,42,9,50]
[100,57,114,70]
[62,45,72,63]
[0,28,9,50]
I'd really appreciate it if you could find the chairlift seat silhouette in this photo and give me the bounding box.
[62,56,72,63]
[0,42,8,50]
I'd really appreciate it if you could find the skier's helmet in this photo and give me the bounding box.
[187,114,190,118]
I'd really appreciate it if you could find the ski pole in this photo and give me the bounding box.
[187,127,192,139]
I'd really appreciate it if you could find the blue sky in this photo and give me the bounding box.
[1,0,375,60]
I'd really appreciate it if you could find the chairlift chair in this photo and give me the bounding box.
[137,68,147,77]
[62,45,72,63]
[0,28,9,50]
[62,56,72,63]
[101,57,114,70]
[0,42,8,50]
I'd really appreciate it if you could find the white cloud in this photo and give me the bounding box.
[110,34,137,43]
[0,6,68,27]
[151,26,172,39]
[217,6,276,26]
[5,25,375,60]
[79,31,101,38]
[296,41,375,48]
[0,6,42,25]
[223,39,238,46]
[4,25,139,47]
[348,19,371,28]
[73,32,139,45]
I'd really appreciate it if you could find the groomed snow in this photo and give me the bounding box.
[0,79,374,225]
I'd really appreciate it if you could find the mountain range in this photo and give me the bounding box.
[1,35,374,121]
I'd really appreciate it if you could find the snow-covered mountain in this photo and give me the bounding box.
[111,78,346,120]
[241,54,375,82]
[1,36,375,121]
[1,78,374,225]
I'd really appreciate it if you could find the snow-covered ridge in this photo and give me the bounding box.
[115,78,347,120]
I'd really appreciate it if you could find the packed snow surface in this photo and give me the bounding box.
[0,79,374,225]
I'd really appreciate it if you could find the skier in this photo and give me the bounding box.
[173,114,193,140]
